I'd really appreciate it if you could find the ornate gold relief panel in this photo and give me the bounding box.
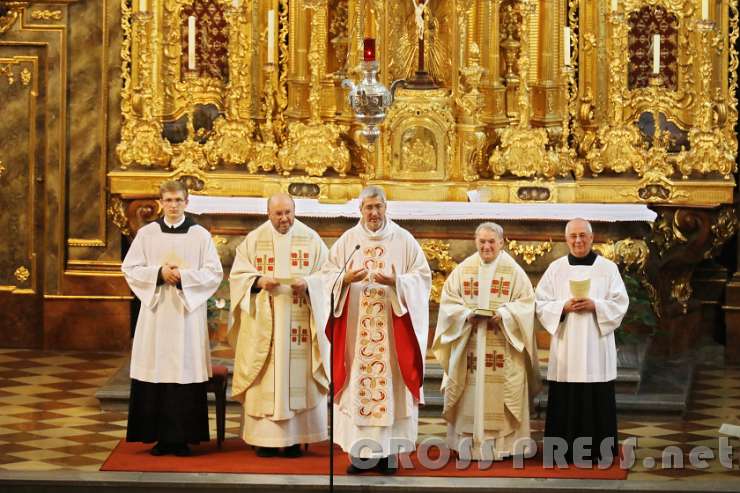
[0,56,39,293]
[383,88,455,181]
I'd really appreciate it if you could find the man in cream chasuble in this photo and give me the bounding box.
[229,194,330,458]
[434,222,540,460]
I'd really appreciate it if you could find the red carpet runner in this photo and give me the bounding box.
[101,439,628,479]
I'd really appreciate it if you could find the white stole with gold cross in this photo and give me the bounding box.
[460,255,515,447]
[253,227,314,415]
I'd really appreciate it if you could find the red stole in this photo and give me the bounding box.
[326,296,423,401]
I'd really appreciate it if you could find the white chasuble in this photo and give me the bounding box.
[535,255,629,383]
[123,218,223,385]
[324,220,431,458]
[433,252,539,459]
[229,220,330,447]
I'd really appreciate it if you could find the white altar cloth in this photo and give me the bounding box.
[186,195,656,223]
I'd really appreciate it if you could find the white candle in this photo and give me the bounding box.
[701,0,709,20]
[188,15,196,70]
[139,0,146,12]
[267,10,275,64]
[652,34,660,74]
[563,26,571,66]
[611,0,618,12]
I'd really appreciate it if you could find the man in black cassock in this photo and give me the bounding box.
[122,180,223,456]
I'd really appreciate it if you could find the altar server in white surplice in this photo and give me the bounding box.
[123,180,223,457]
[325,186,431,475]
[535,218,628,464]
[229,194,330,458]
[433,222,540,461]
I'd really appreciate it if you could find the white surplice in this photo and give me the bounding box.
[325,219,431,458]
[122,219,223,384]
[535,255,629,382]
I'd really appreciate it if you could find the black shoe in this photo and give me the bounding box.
[377,456,398,475]
[283,443,302,458]
[173,444,191,457]
[256,446,279,458]
[149,442,169,456]
[346,457,374,474]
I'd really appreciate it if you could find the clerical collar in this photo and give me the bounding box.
[156,215,194,234]
[568,250,597,266]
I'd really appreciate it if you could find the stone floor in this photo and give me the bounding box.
[0,347,740,485]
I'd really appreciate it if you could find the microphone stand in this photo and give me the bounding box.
[328,244,360,493]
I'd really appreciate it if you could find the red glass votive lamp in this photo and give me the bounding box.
[363,38,376,62]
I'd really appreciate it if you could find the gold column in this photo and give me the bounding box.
[287,0,310,118]
[531,0,559,127]
[481,0,507,126]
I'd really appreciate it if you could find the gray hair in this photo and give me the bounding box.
[475,222,504,240]
[565,218,593,235]
[359,185,387,206]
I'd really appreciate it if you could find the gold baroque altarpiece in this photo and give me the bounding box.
[110,0,737,206]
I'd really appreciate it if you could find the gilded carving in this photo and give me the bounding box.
[594,238,649,274]
[587,11,645,177]
[0,159,5,179]
[278,2,350,177]
[20,67,30,85]
[679,20,736,180]
[108,196,131,237]
[401,135,436,172]
[202,2,256,170]
[670,273,692,315]
[14,266,29,284]
[487,0,570,180]
[506,239,552,265]
[106,0,737,205]
[456,42,486,181]
[31,9,62,21]
[707,206,738,259]
[171,113,209,177]
[0,2,25,34]
[393,0,451,86]
[383,88,455,181]
[419,239,457,304]
[117,8,173,169]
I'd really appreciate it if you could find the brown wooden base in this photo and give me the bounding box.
[43,298,130,351]
[0,292,43,348]
[724,274,740,363]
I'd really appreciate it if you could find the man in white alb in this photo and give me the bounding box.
[324,185,431,474]
[434,222,539,460]
[123,180,223,457]
[535,218,628,464]
[229,194,330,458]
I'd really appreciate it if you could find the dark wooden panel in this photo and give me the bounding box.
[0,292,43,348]
[61,271,130,297]
[43,299,130,351]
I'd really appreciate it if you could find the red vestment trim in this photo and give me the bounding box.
[326,296,423,400]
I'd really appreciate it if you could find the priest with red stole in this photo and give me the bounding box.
[324,186,431,474]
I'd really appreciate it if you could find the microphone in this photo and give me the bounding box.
[328,243,360,493]
[331,244,361,302]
